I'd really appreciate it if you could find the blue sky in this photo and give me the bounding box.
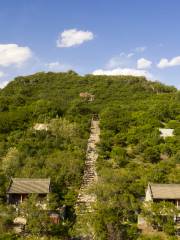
[0,0,180,88]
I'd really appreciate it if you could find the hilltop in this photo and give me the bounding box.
[0,71,180,239]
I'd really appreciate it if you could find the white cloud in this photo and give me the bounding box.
[127,53,134,58]
[107,56,124,69]
[46,61,72,71]
[137,58,152,69]
[106,52,134,69]
[157,56,180,68]
[0,44,32,67]
[57,29,94,48]
[92,67,152,79]
[135,46,147,53]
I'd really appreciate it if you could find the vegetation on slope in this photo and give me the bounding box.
[0,71,180,239]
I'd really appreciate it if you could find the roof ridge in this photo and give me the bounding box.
[150,183,180,186]
[12,178,50,181]
[7,178,51,194]
[149,183,180,200]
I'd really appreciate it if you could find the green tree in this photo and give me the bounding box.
[142,201,178,235]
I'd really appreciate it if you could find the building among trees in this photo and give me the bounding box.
[138,183,180,233]
[145,183,180,208]
[7,178,51,206]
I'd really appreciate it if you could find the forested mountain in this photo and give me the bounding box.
[0,71,180,239]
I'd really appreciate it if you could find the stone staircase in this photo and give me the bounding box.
[75,116,100,216]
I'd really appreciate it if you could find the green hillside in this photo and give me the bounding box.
[0,71,180,239]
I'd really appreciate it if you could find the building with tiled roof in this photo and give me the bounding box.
[145,183,180,208]
[7,178,51,205]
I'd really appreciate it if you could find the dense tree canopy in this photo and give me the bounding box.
[0,72,180,239]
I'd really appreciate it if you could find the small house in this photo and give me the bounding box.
[145,183,180,208]
[7,178,51,205]
[138,183,180,229]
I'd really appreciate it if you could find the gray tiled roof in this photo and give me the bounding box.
[149,183,180,199]
[7,178,50,194]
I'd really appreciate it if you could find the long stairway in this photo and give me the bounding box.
[74,116,100,237]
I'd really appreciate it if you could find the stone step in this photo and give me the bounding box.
[83,177,95,180]
[83,173,96,176]
[83,172,95,174]
[83,171,96,174]
[84,170,96,172]
[83,174,96,178]
[83,179,95,183]
[83,178,95,181]
[83,172,95,176]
